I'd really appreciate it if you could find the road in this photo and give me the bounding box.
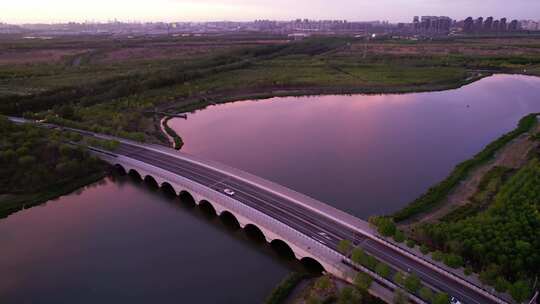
[115,142,500,304]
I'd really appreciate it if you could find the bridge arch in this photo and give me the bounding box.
[161,182,177,196]
[179,191,196,206]
[219,210,241,229]
[300,257,325,274]
[243,224,267,243]
[199,200,217,216]
[114,164,126,175]
[128,169,142,181]
[270,239,296,260]
[144,175,159,188]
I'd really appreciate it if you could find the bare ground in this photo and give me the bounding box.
[400,120,540,229]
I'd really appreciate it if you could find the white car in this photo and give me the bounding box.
[450,297,462,304]
[223,188,235,196]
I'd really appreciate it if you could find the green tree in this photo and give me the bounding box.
[494,276,509,293]
[373,217,397,237]
[393,230,405,243]
[354,272,372,291]
[351,248,366,265]
[337,286,362,304]
[432,251,444,262]
[509,280,531,303]
[364,255,378,270]
[404,273,421,293]
[443,254,463,269]
[419,287,434,302]
[393,272,405,286]
[306,296,322,304]
[420,244,430,255]
[314,275,332,293]
[338,240,353,255]
[375,262,391,279]
[433,293,450,304]
[18,155,36,167]
[406,239,416,248]
[393,290,407,304]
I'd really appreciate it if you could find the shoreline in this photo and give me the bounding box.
[158,70,493,114]
[0,170,108,219]
[392,112,540,224]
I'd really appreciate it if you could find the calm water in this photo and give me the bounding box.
[0,177,295,304]
[170,74,540,217]
[2,74,540,303]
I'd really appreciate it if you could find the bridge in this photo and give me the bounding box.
[9,117,512,304]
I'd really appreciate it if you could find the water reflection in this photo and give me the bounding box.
[170,74,540,218]
[0,174,317,304]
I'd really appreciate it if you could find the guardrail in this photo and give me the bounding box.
[342,259,427,304]
[369,234,510,304]
[8,116,512,304]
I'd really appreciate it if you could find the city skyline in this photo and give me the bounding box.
[2,0,540,24]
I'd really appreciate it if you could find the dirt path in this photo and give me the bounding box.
[159,117,175,148]
[401,119,540,228]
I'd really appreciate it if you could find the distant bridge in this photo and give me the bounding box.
[9,117,511,304]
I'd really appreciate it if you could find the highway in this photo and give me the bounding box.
[114,142,500,304]
[4,116,506,304]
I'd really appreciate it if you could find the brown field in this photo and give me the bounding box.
[342,38,540,57]
[0,48,89,65]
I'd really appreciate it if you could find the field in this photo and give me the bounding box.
[2,35,540,143]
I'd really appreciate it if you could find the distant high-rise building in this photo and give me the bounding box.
[417,16,451,34]
[500,18,507,31]
[484,17,493,31]
[474,17,484,31]
[413,16,420,30]
[508,20,519,31]
[464,17,474,32]
[492,20,500,31]
[520,20,540,31]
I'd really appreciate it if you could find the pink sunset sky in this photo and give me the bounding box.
[2,0,539,23]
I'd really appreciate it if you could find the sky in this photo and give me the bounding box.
[2,0,540,24]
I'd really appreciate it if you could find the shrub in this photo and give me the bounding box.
[264,272,309,304]
[509,280,531,302]
[393,230,405,243]
[351,248,366,265]
[375,262,391,279]
[443,254,463,269]
[18,155,36,166]
[354,272,373,290]
[419,287,434,302]
[420,244,431,255]
[432,251,444,262]
[338,240,353,255]
[433,293,450,304]
[393,272,405,286]
[404,273,421,293]
[372,217,397,237]
[337,286,362,304]
[494,277,509,293]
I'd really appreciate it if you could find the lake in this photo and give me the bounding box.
[2,74,540,303]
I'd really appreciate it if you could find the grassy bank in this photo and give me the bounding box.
[162,116,184,150]
[2,36,540,144]
[0,116,109,219]
[264,272,312,304]
[393,113,539,222]
[0,171,107,219]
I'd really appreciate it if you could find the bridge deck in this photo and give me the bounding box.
[115,142,499,304]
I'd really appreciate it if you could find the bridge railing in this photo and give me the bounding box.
[115,156,346,266]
